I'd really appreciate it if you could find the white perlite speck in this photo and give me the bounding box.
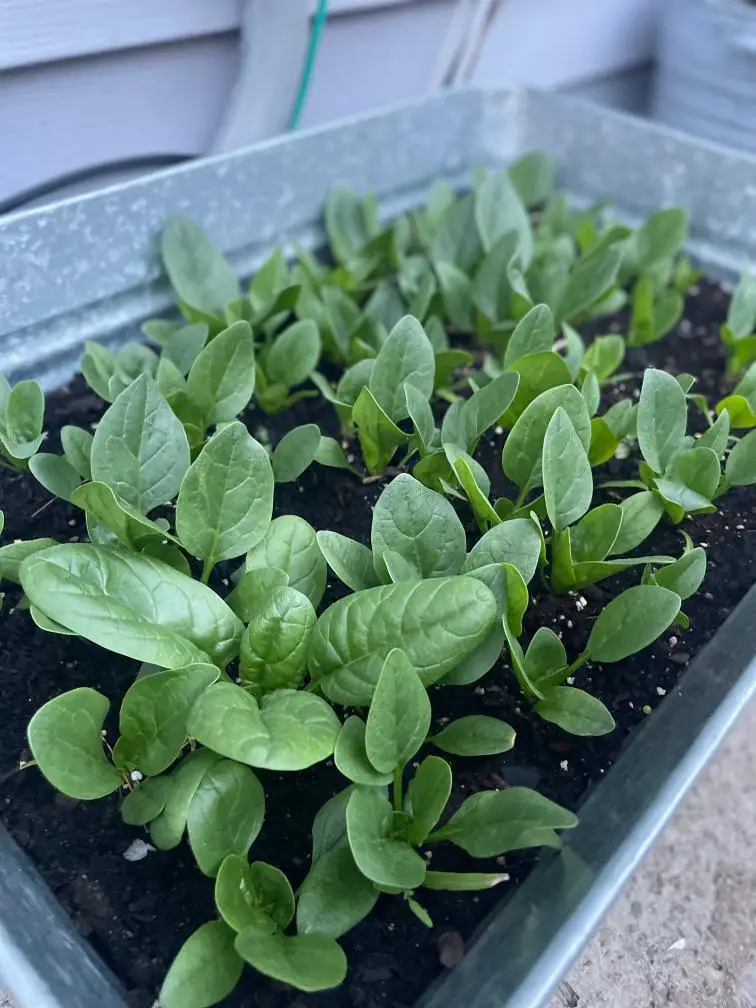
[123,839,155,862]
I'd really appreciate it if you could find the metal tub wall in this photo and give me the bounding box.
[1,87,755,1008]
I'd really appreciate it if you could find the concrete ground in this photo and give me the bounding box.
[1,702,755,1008]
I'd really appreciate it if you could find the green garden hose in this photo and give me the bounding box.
[287,0,329,130]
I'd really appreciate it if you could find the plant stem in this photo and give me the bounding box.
[200,558,214,585]
[393,766,404,812]
[565,652,588,678]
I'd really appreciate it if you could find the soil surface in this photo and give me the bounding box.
[0,279,754,1008]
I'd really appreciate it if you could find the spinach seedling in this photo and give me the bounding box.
[0,374,45,471]
[297,648,574,936]
[720,269,756,374]
[505,583,682,736]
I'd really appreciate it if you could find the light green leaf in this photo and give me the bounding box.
[0,538,57,585]
[118,664,219,776]
[3,379,44,457]
[325,186,374,265]
[235,929,347,993]
[188,682,339,771]
[371,474,466,582]
[161,323,209,376]
[586,584,681,662]
[725,429,756,486]
[186,321,256,424]
[72,481,178,550]
[308,576,498,705]
[502,384,591,494]
[405,755,452,845]
[90,374,190,514]
[462,518,542,583]
[435,260,474,331]
[21,544,242,668]
[504,304,554,367]
[121,777,173,826]
[508,151,556,208]
[631,208,688,273]
[245,515,326,608]
[382,549,421,583]
[150,749,221,850]
[459,373,520,448]
[239,586,316,693]
[570,504,622,562]
[524,627,567,692]
[226,567,289,623]
[27,688,122,800]
[429,715,515,756]
[535,686,615,736]
[543,407,593,532]
[186,759,265,876]
[368,315,435,422]
[316,531,379,592]
[271,424,321,483]
[297,839,378,938]
[503,352,574,424]
[557,247,621,323]
[697,410,730,459]
[352,386,411,475]
[265,320,320,386]
[60,425,93,479]
[653,547,706,600]
[637,368,687,474]
[475,169,532,267]
[334,716,393,786]
[608,491,664,556]
[429,786,577,856]
[422,870,509,892]
[161,217,239,317]
[159,921,243,1008]
[176,422,273,564]
[346,787,426,888]
[365,649,431,773]
[582,335,625,381]
[215,855,294,933]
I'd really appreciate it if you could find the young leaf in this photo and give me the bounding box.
[352,386,411,475]
[637,368,687,474]
[118,664,220,776]
[60,425,94,479]
[159,921,243,1008]
[503,351,573,423]
[586,584,681,662]
[508,151,556,208]
[215,856,294,933]
[542,407,593,532]
[503,304,554,367]
[335,716,394,786]
[652,547,706,600]
[582,335,625,381]
[2,379,45,458]
[27,688,123,800]
[235,929,347,993]
[405,755,453,846]
[226,567,288,623]
[325,186,374,265]
[365,649,431,774]
[346,787,427,889]
[28,453,81,502]
[475,169,533,267]
[72,481,178,551]
[161,217,239,318]
[462,518,542,583]
[382,549,421,583]
[161,323,209,376]
[608,491,664,556]
[188,682,340,771]
[429,715,516,756]
[697,410,730,459]
[502,384,591,494]
[570,504,622,563]
[149,749,221,851]
[725,429,756,486]
[121,777,173,826]
[265,320,321,386]
[523,627,567,692]
[308,576,498,705]
[21,544,242,668]
[270,424,320,483]
[435,260,475,331]
[371,474,466,582]
[239,586,316,693]
[186,321,256,424]
[459,373,520,449]
[90,374,190,514]
[429,787,577,857]
[186,759,265,876]
[557,247,621,323]
[176,422,273,566]
[316,531,379,592]
[245,515,326,607]
[535,686,615,736]
[368,315,435,423]
[422,870,509,892]
[297,839,379,939]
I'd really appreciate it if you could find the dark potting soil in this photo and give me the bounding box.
[0,279,754,1008]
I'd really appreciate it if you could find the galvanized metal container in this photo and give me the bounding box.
[653,0,756,153]
[1,86,756,1008]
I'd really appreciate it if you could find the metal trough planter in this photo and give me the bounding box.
[1,87,755,1008]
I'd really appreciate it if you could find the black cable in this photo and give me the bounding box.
[0,154,192,217]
